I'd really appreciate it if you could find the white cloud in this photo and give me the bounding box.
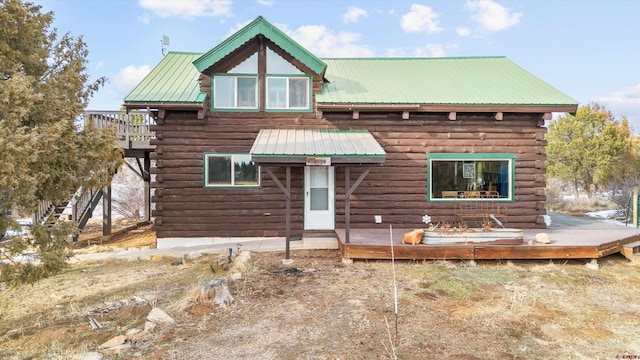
[115,65,151,96]
[257,0,274,6]
[278,24,373,57]
[465,0,522,32]
[343,6,368,24]
[401,4,443,34]
[138,0,232,19]
[456,27,471,37]
[599,84,640,129]
[415,44,446,57]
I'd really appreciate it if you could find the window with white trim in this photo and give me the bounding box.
[266,76,309,110]
[427,153,515,201]
[212,75,258,110]
[204,153,260,187]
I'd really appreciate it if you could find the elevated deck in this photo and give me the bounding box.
[82,110,155,156]
[335,213,640,260]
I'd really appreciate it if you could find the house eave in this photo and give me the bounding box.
[317,103,578,114]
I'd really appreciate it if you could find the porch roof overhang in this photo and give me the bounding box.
[250,129,386,166]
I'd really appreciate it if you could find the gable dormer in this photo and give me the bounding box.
[193,16,326,113]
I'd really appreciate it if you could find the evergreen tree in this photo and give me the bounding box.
[546,102,633,198]
[0,0,123,285]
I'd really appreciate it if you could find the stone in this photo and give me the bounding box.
[99,335,127,349]
[586,259,600,270]
[130,330,154,349]
[99,344,131,356]
[535,233,551,244]
[73,352,103,360]
[144,321,157,332]
[126,328,142,339]
[147,307,175,325]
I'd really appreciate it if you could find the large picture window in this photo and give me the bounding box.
[427,153,515,201]
[204,153,260,187]
[266,76,310,110]
[212,75,258,110]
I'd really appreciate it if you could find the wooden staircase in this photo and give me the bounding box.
[34,187,103,233]
[621,241,640,262]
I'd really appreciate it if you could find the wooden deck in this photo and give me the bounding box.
[335,213,640,260]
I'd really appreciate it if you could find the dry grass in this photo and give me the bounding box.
[1,228,640,359]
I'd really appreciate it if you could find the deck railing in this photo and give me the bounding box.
[81,110,156,149]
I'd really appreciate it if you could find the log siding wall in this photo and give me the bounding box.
[150,108,548,239]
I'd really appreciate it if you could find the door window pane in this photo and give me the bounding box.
[310,188,329,210]
[310,167,328,187]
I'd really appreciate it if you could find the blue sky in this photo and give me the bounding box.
[38,0,640,130]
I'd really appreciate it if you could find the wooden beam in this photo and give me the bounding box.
[344,167,372,244]
[352,110,359,120]
[264,167,292,260]
[448,112,456,121]
[102,185,112,238]
[495,112,503,121]
[542,112,553,120]
[345,167,350,244]
[258,36,266,113]
[402,111,410,120]
[144,151,151,222]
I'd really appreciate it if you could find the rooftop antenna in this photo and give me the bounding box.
[161,35,170,56]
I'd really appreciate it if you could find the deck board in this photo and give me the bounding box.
[335,213,640,260]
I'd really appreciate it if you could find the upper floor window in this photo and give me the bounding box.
[266,76,310,110]
[427,153,515,201]
[211,47,311,112]
[213,75,258,110]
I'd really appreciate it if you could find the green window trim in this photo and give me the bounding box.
[265,74,312,112]
[211,74,259,112]
[203,153,261,188]
[427,153,515,202]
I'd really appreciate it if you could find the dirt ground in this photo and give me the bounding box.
[1,224,640,359]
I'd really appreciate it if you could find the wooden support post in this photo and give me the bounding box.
[264,167,292,260]
[144,151,151,222]
[344,167,372,244]
[285,166,291,260]
[345,167,350,244]
[102,185,112,237]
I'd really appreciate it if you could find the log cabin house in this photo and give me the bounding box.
[123,16,578,249]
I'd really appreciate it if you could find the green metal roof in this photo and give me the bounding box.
[124,52,205,105]
[193,16,326,76]
[123,46,577,110]
[317,57,578,107]
[250,129,386,164]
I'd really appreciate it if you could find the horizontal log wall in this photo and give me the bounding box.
[151,109,548,239]
[332,112,547,230]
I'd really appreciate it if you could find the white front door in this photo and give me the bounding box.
[304,166,335,230]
